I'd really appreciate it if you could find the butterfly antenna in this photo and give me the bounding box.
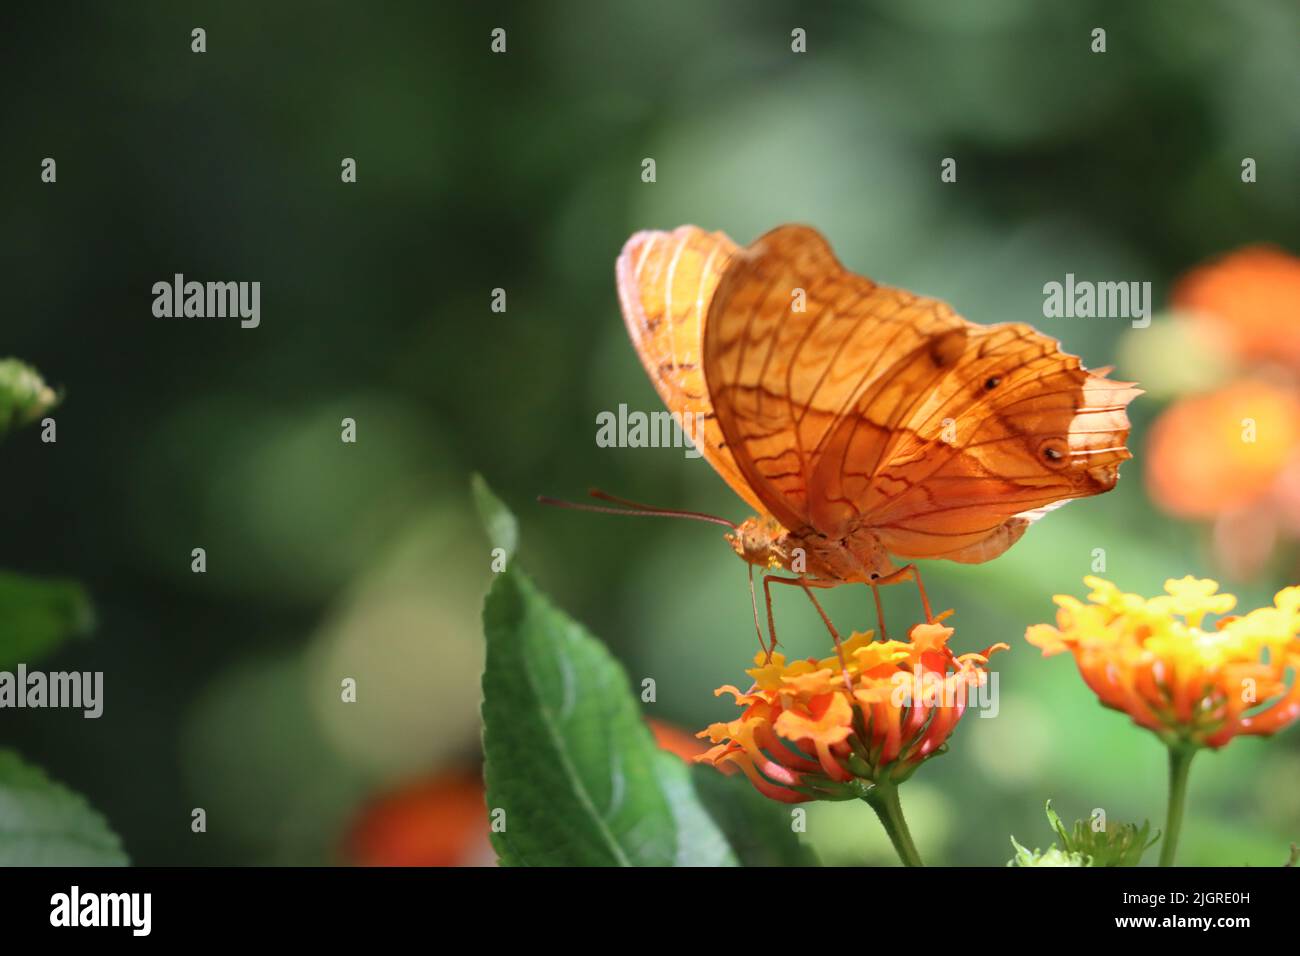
[537,488,737,529]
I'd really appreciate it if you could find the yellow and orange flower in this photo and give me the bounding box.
[1027,576,1300,749]
[695,619,1006,802]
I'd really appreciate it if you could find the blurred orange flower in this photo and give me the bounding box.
[649,718,710,761]
[1173,245,1300,371]
[1144,245,1300,577]
[1145,378,1300,519]
[345,769,492,867]
[1026,576,1300,749]
[696,620,1005,802]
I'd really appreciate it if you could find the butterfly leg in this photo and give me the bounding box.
[869,580,888,640]
[906,564,935,623]
[746,565,771,660]
[764,575,852,689]
[873,564,935,623]
[761,574,784,664]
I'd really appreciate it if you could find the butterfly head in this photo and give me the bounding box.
[726,515,790,568]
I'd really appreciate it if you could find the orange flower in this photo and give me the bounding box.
[345,770,492,867]
[1026,577,1300,749]
[1173,245,1300,371]
[1145,378,1300,519]
[648,718,710,762]
[695,619,1006,802]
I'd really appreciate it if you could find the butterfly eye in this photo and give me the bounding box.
[1038,438,1069,467]
[983,376,1001,391]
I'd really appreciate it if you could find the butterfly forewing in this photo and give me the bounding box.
[616,226,769,515]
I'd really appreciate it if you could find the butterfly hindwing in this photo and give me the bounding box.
[699,223,1139,561]
[702,224,969,534]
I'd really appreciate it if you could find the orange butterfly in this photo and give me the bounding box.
[550,224,1140,653]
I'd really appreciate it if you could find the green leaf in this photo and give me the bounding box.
[0,571,94,669]
[692,765,820,866]
[0,358,59,437]
[471,473,518,562]
[659,753,738,866]
[483,570,735,865]
[0,749,128,865]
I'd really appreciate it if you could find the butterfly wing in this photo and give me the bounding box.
[702,224,970,532]
[859,329,1141,560]
[616,226,769,515]
[702,224,1140,561]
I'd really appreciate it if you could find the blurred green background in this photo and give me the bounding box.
[2,0,1298,865]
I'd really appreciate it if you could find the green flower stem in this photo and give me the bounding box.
[864,780,924,867]
[1158,745,1197,867]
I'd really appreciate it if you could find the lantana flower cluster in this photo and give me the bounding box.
[1026,576,1300,749]
[696,619,1006,802]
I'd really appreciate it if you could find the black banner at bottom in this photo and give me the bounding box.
[0,865,1284,941]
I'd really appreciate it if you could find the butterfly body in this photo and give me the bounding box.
[727,516,896,584]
